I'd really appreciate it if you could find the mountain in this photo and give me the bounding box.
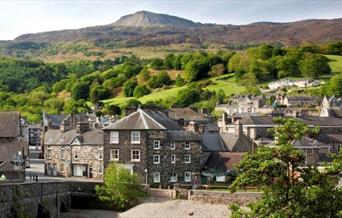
[2,11,342,60]
[112,11,201,27]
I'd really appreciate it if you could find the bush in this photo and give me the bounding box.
[147,71,171,88]
[95,163,145,210]
[173,88,201,107]
[133,85,151,98]
[123,79,138,97]
[175,74,186,87]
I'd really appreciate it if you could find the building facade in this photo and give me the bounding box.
[103,108,201,187]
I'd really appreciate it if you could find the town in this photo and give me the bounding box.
[1,94,341,183]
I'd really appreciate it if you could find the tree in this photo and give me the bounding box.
[276,56,300,78]
[209,63,225,78]
[95,163,145,210]
[184,56,210,82]
[123,79,138,97]
[299,55,331,78]
[175,74,186,87]
[164,54,175,69]
[229,118,342,218]
[133,85,151,98]
[173,88,201,107]
[147,71,171,88]
[71,81,90,100]
[149,58,164,70]
[328,74,342,97]
[104,104,121,116]
[240,73,258,94]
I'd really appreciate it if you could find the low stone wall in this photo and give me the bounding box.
[149,188,176,199]
[188,190,261,206]
[0,181,100,218]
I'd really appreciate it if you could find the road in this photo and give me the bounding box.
[25,159,102,182]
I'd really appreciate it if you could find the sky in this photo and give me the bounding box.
[1,0,342,40]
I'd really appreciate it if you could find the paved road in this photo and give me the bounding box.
[25,159,102,183]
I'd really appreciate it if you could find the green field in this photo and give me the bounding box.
[103,74,245,106]
[326,55,342,75]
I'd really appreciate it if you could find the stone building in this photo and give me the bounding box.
[215,95,272,116]
[44,115,104,179]
[103,108,201,187]
[0,111,28,180]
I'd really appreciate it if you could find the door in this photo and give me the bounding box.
[73,164,84,177]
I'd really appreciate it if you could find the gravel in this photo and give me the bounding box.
[119,197,230,218]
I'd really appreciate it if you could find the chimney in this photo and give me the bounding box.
[234,119,243,136]
[188,121,199,133]
[60,121,65,133]
[76,122,89,134]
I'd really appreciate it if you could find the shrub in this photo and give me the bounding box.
[95,163,145,210]
[133,85,151,98]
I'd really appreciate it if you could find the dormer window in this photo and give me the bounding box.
[170,141,176,150]
[131,131,140,144]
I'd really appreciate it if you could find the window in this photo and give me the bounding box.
[110,149,119,161]
[170,173,177,182]
[170,141,176,150]
[47,147,51,159]
[153,172,160,183]
[184,171,191,182]
[185,141,191,150]
[153,140,160,149]
[98,150,103,160]
[60,147,65,160]
[131,149,140,162]
[131,131,140,144]
[74,152,78,159]
[110,131,119,144]
[171,154,176,164]
[184,154,191,163]
[98,165,103,174]
[153,155,160,164]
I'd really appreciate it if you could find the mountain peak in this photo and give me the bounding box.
[112,11,200,27]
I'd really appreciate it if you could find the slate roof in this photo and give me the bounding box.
[326,107,342,118]
[201,131,252,152]
[286,96,320,104]
[104,109,181,130]
[204,152,244,173]
[0,111,20,137]
[44,128,103,145]
[0,141,27,162]
[317,131,342,144]
[298,116,342,127]
[294,137,330,148]
[166,130,200,141]
[220,133,253,152]
[239,116,276,126]
[168,108,209,123]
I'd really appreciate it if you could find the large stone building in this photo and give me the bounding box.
[103,108,201,187]
[44,114,104,179]
[0,112,28,180]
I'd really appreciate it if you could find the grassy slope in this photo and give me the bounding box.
[326,55,342,75]
[103,74,245,106]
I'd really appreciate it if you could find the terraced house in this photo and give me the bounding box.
[103,108,201,187]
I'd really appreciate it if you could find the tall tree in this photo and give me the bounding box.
[229,118,342,218]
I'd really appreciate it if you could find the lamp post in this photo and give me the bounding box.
[144,168,148,185]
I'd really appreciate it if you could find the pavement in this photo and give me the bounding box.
[25,159,102,183]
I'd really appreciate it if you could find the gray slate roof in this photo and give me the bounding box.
[317,131,342,144]
[0,111,20,137]
[0,141,27,162]
[166,130,201,141]
[167,108,209,123]
[239,116,276,126]
[201,131,252,152]
[104,109,181,130]
[298,116,342,127]
[44,114,66,129]
[44,128,103,145]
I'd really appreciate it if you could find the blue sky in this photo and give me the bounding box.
[1,0,342,40]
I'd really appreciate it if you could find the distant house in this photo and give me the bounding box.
[320,96,342,118]
[103,108,202,187]
[268,78,321,90]
[282,96,321,107]
[0,112,28,181]
[215,95,272,116]
[44,114,104,179]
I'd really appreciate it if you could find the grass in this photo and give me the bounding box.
[326,55,342,75]
[103,74,246,106]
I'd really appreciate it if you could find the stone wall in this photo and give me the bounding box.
[0,181,100,218]
[188,190,261,206]
[45,144,103,179]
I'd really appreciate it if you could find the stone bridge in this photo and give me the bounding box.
[0,181,101,218]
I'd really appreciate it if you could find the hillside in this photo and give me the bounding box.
[2,11,342,60]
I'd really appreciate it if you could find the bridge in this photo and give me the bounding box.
[0,180,101,218]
